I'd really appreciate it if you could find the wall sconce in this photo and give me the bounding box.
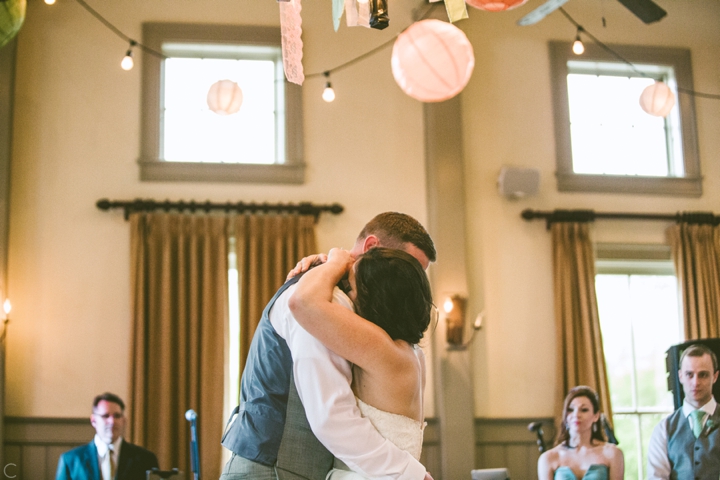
[1,299,10,343]
[443,295,483,350]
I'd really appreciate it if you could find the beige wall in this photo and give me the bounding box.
[7,0,428,418]
[6,0,720,423]
[459,0,720,417]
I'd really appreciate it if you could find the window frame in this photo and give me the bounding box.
[139,23,305,184]
[549,42,701,196]
[595,243,680,480]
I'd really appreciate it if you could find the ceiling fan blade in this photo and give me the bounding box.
[616,0,667,23]
[517,0,571,26]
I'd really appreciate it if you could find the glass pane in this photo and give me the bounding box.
[628,275,679,409]
[567,74,669,176]
[613,414,640,480]
[596,275,635,409]
[163,57,278,164]
[641,413,666,478]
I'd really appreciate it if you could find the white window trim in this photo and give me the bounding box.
[549,42,702,197]
[139,23,305,184]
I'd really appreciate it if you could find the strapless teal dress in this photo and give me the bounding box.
[554,464,608,480]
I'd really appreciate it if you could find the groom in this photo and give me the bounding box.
[220,212,436,480]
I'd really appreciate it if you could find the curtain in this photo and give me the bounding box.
[129,211,317,478]
[668,223,720,339]
[232,213,317,377]
[129,213,229,480]
[551,222,613,428]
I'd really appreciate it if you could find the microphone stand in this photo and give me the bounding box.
[185,410,200,480]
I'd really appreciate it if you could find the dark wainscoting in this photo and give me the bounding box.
[475,417,556,480]
[4,417,94,480]
[3,416,553,480]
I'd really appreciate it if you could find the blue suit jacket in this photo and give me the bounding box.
[55,439,159,480]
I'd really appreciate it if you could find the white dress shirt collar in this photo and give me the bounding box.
[94,435,123,461]
[682,397,717,418]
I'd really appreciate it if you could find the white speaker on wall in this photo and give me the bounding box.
[497,166,540,199]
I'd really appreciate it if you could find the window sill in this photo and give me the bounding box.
[556,173,702,197]
[138,158,305,184]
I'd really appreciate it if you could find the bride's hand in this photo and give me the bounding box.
[326,248,355,271]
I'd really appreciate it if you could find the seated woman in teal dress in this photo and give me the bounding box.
[537,386,624,480]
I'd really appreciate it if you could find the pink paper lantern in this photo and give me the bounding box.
[391,20,475,103]
[639,81,676,117]
[465,0,528,11]
[207,80,244,115]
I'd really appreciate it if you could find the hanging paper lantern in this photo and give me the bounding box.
[391,19,474,103]
[639,81,675,117]
[207,80,244,115]
[465,0,528,12]
[0,0,26,49]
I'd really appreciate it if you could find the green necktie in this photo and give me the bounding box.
[690,409,706,438]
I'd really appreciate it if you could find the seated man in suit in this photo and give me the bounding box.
[646,343,720,479]
[56,392,159,480]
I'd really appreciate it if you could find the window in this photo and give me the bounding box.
[550,42,701,196]
[595,244,682,480]
[140,24,304,184]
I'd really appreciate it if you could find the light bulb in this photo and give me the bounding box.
[322,83,335,102]
[572,38,584,55]
[121,51,134,71]
[3,299,11,316]
[44,0,56,4]
[443,298,454,314]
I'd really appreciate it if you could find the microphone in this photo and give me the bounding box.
[185,409,200,480]
[527,421,542,432]
[527,421,547,453]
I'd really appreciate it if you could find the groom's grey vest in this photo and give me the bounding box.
[221,276,333,479]
[666,403,720,480]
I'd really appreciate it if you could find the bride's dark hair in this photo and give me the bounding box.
[353,248,433,344]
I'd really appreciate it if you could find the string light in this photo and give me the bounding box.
[120,40,136,71]
[572,27,584,55]
[322,72,336,102]
[44,0,56,5]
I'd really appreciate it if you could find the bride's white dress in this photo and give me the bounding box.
[326,397,426,479]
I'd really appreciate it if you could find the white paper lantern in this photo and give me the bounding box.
[207,80,244,115]
[639,81,676,117]
[391,19,475,103]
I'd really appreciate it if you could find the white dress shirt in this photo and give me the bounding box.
[94,435,122,480]
[270,284,426,480]
[646,397,717,480]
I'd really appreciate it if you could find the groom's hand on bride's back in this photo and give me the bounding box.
[286,253,328,280]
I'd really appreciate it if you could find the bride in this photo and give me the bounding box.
[538,386,624,480]
[288,247,433,479]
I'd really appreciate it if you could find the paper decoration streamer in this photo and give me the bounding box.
[333,0,345,31]
[444,0,469,23]
[279,0,305,85]
[0,0,26,48]
[345,0,371,28]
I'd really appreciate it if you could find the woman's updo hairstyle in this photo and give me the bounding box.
[353,247,433,344]
[556,385,606,447]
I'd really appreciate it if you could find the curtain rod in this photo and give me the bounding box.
[97,198,344,221]
[521,208,720,230]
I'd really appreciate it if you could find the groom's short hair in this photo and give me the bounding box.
[357,212,436,263]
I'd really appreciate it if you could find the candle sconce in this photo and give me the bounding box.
[0,299,10,343]
[444,294,483,351]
